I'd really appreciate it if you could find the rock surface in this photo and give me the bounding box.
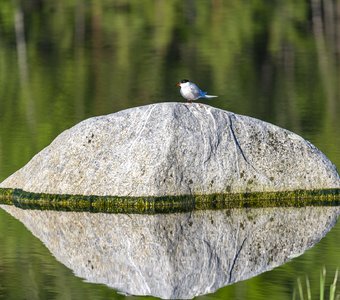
[1,102,339,196]
[1,205,339,298]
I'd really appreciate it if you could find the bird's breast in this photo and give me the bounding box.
[181,87,199,100]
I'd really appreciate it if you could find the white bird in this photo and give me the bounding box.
[176,79,218,103]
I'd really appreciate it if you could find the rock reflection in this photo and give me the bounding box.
[0,205,339,299]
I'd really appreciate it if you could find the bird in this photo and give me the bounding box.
[176,79,218,103]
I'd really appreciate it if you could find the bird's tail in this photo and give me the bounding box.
[204,94,218,98]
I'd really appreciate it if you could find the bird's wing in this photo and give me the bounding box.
[189,83,204,100]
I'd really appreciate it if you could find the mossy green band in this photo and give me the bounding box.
[0,188,339,214]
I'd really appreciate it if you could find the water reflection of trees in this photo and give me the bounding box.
[0,0,339,178]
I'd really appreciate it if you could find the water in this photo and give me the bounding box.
[0,205,339,299]
[0,1,339,299]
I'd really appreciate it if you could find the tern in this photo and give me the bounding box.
[176,79,218,103]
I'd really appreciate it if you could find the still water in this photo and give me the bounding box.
[0,1,339,299]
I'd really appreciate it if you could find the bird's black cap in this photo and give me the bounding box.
[180,79,189,83]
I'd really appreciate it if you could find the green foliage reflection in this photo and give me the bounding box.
[1,1,340,182]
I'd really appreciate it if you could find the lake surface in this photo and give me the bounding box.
[0,204,339,299]
[0,1,339,299]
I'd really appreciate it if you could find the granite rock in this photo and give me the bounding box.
[1,102,339,196]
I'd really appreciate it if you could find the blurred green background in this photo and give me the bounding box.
[1,0,339,181]
[0,0,339,299]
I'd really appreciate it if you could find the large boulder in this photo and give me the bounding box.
[1,102,339,196]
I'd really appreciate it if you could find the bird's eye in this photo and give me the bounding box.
[181,79,189,83]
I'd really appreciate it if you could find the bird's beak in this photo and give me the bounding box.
[176,82,180,87]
